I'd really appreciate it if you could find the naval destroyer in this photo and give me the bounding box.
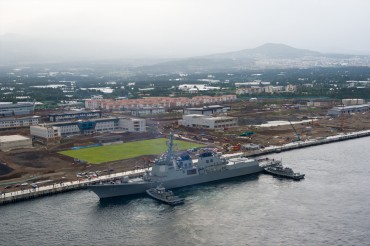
[88,133,280,199]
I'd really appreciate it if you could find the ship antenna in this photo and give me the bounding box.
[166,132,174,161]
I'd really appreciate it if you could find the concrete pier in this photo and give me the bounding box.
[0,169,147,205]
[1,129,370,205]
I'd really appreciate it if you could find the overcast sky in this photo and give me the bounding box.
[1,0,370,58]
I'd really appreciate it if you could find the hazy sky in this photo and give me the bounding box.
[1,0,370,58]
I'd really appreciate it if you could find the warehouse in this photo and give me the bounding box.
[0,135,32,151]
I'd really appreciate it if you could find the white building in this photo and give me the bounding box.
[178,84,221,92]
[30,126,61,138]
[131,107,165,116]
[342,99,365,106]
[183,105,231,116]
[31,117,146,138]
[91,95,103,100]
[0,135,32,151]
[285,84,297,92]
[48,110,102,122]
[0,116,40,130]
[118,118,146,132]
[178,114,238,129]
[30,126,61,144]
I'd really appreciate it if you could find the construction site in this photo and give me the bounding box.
[1,99,370,193]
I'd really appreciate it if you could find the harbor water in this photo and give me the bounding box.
[1,137,369,245]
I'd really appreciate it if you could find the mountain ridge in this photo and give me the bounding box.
[0,34,367,71]
[202,43,322,59]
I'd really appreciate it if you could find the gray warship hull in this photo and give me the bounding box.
[89,164,263,199]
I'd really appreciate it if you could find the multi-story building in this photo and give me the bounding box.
[30,117,146,139]
[236,85,294,95]
[341,99,365,106]
[0,116,40,130]
[118,118,146,132]
[306,100,332,107]
[85,95,237,110]
[285,84,297,92]
[183,105,231,116]
[236,87,264,95]
[131,107,166,116]
[30,126,61,144]
[48,110,102,122]
[0,102,35,117]
[178,114,238,129]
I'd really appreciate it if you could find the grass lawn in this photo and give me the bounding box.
[59,138,204,164]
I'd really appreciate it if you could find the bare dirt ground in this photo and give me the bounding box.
[1,99,369,192]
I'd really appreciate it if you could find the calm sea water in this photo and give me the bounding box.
[1,137,369,246]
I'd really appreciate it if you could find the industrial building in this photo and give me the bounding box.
[0,116,40,130]
[0,102,35,117]
[48,110,102,122]
[178,114,238,129]
[0,135,32,151]
[30,117,146,140]
[183,105,231,116]
[327,104,370,116]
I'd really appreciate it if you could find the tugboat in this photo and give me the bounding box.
[264,165,305,180]
[146,184,184,205]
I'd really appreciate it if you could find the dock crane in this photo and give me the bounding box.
[289,120,301,141]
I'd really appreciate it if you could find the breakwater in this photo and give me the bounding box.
[1,129,370,205]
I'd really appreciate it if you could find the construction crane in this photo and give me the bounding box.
[289,120,301,141]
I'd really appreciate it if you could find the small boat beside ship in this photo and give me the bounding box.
[264,165,305,180]
[146,184,184,205]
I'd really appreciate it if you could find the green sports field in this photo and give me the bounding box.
[59,138,204,164]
